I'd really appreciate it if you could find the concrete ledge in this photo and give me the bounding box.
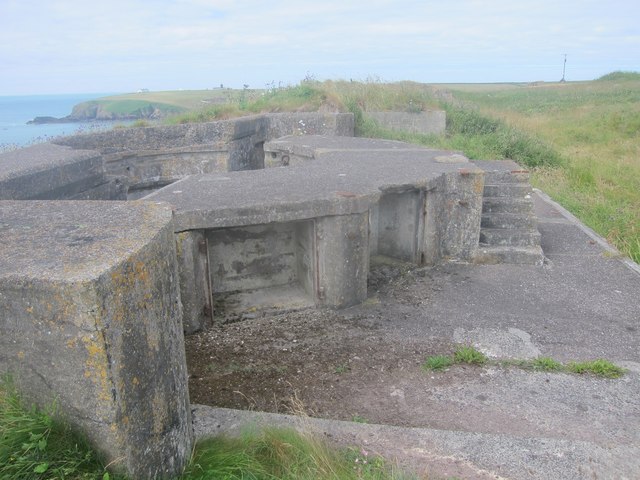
[0,143,112,200]
[0,200,193,478]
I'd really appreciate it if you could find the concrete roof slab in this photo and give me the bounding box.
[147,137,481,231]
[0,200,174,282]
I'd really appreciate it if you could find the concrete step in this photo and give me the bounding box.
[483,170,530,184]
[482,196,534,214]
[481,212,537,229]
[483,183,533,198]
[479,228,541,247]
[474,245,544,265]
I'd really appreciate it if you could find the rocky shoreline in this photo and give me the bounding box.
[27,100,181,124]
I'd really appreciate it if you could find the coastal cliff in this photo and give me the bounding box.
[28,99,186,124]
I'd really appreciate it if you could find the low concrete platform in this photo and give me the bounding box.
[191,190,640,480]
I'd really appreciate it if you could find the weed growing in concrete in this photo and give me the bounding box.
[531,357,563,372]
[422,355,454,371]
[352,415,369,424]
[454,345,488,365]
[334,364,351,374]
[566,359,625,378]
[423,352,625,379]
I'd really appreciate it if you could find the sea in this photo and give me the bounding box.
[0,93,120,151]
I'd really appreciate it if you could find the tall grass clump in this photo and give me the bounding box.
[0,378,121,480]
[1,378,413,480]
[183,427,414,480]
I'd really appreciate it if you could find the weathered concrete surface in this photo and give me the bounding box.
[53,113,354,193]
[0,143,124,200]
[148,136,482,323]
[191,190,640,480]
[176,230,213,334]
[315,212,370,308]
[368,110,446,135]
[151,137,481,233]
[264,134,428,167]
[0,201,193,479]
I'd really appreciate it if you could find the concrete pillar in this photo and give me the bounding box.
[176,230,213,334]
[0,201,193,479]
[422,169,483,262]
[315,212,369,308]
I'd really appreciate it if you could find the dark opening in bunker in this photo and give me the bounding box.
[207,220,316,322]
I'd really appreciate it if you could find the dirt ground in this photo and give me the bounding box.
[186,261,477,428]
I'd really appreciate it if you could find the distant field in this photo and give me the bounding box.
[100,89,232,110]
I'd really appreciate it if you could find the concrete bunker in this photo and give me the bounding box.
[0,110,544,479]
[146,136,486,330]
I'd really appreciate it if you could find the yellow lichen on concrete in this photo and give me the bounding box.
[152,390,169,436]
[474,175,484,195]
[81,334,112,403]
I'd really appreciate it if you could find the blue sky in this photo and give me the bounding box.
[1,0,638,95]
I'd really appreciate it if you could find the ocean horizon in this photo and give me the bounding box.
[0,93,121,151]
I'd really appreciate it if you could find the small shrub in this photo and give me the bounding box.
[131,119,150,128]
[422,355,454,371]
[453,345,487,365]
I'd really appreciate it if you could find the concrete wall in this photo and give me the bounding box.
[53,113,354,195]
[367,110,446,135]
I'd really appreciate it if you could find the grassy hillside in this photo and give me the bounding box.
[71,89,244,120]
[444,73,640,262]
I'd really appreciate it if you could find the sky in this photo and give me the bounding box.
[0,0,638,95]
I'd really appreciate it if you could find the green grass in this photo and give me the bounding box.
[1,378,413,480]
[0,378,122,480]
[188,427,413,479]
[566,359,626,378]
[334,364,351,374]
[424,351,626,379]
[453,345,488,365]
[531,357,563,372]
[422,355,454,371]
[351,415,369,424]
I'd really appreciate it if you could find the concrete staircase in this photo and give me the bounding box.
[472,160,544,265]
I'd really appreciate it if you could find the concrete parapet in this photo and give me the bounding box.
[0,200,193,479]
[52,113,353,194]
[0,143,124,200]
[367,110,446,135]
